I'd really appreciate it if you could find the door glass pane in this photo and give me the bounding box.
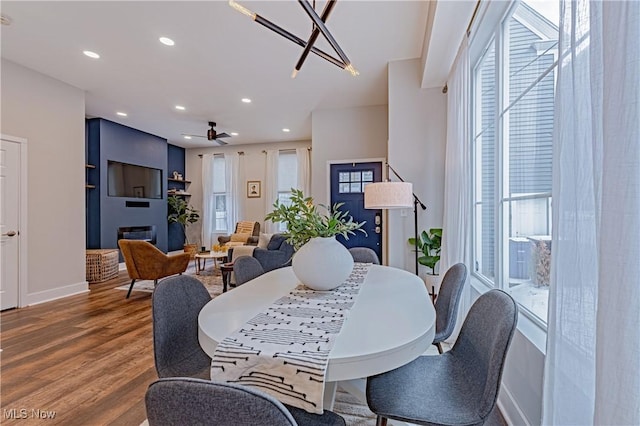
[350,172,361,181]
[339,183,350,193]
[350,183,361,193]
[362,171,373,181]
[339,172,350,183]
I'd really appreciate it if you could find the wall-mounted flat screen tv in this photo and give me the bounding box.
[107,160,163,199]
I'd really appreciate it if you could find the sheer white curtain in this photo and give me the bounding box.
[543,1,640,424]
[264,150,279,233]
[441,37,470,276]
[441,37,470,341]
[296,148,311,196]
[201,154,215,249]
[224,153,243,232]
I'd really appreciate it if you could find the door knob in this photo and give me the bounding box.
[2,230,17,237]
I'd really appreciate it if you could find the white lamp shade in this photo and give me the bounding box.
[364,182,413,209]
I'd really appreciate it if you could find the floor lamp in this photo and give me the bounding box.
[364,164,427,275]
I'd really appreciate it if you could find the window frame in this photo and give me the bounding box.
[470,0,557,329]
[212,154,227,233]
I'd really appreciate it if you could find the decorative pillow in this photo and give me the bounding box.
[258,233,274,249]
[236,221,256,235]
[230,233,251,243]
[267,234,287,251]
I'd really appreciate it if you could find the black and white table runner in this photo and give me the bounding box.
[210,263,371,414]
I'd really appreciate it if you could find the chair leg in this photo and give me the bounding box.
[154,279,158,286]
[376,415,388,426]
[126,279,136,299]
[436,342,444,354]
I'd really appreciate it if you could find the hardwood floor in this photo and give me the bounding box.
[1,271,155,425]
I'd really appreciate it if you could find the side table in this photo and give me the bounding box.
[194,251,228,275]
[220,262,234,293]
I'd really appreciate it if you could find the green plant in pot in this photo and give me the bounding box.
[265,188,366,251]
[408,228,442,276]
[168,195,200,255]
[265,189,366,291]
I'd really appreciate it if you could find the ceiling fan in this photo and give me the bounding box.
[182,122,231,145]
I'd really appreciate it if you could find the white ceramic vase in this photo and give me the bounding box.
[292,237,354,291]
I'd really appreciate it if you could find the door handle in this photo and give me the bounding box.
[2,230,17,237]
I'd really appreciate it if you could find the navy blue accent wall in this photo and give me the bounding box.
[86,119,101,249]
[86,118,169,252]
[167,143,187,252]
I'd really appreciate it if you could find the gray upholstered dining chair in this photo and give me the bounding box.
[348,247,380,264]
[234,255,265,285]
[366,290,518,426]
[152,276,212,380]
[432,262,467,353]
[145,377,346,426]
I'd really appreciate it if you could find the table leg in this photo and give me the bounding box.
[323,381,338,411]
[222,269,229,293]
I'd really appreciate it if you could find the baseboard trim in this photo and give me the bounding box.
[25,281,89,306]
[498,382,530,426]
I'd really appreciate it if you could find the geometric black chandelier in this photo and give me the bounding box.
[229,0,358,78]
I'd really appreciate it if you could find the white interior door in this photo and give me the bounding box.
[1,139,21,310]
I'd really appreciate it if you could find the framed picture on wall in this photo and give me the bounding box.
[247,181,261,198]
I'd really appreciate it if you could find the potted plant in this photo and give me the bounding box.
[168,195,200,256]
[409,228,442,295]
[265,189,365,290]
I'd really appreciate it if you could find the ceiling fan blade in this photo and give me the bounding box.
[214,139,228,146]
[216,132,231,139]
[181,133,207,138]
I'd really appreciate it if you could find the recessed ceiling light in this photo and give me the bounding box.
[116,112,128,117]
[184,135,192,140]
[241,98,252,103]
[230,132,239,136]
[1,14,13,26]
[175,105,186,111]
[83,50,100,59]
[282,128,290,133]
[159,37,175,46]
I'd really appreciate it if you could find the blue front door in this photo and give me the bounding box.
[330,162,383,262]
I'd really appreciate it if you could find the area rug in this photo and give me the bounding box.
[114,264,225,298]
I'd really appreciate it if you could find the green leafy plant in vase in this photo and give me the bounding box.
[265,188,366,251]
[265,189,366,291]
[168,195,200,255]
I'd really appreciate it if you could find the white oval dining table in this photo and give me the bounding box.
[198,264,435,407]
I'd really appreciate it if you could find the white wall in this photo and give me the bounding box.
[311,105,388,206]
[1,59,87,304]
[388,58,447,272]
[186,140,310,244]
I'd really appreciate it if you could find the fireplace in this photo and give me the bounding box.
[117,225,157,245]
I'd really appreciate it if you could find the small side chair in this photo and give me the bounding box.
[348,247,380,264]
[432,262,467,353]
[234,256,265,285]
[366,290,518,426]
[145,377,346,426]
[152,276,212,380]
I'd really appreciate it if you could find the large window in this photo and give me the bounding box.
[276,151,298,232]
[472,0,558,325]
[212,155,227,232]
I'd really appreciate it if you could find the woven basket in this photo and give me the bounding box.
[86,249,119,283]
